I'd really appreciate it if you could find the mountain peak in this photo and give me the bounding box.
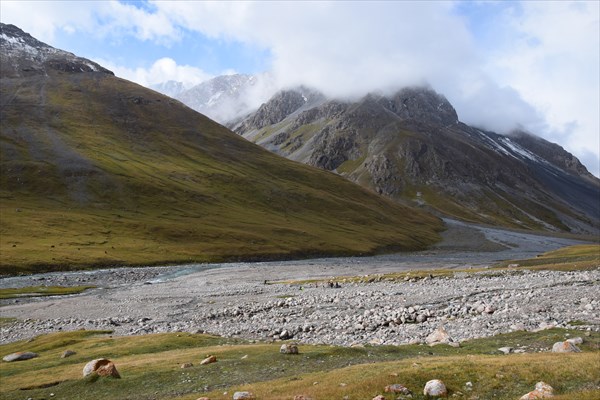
[0,22,113,78]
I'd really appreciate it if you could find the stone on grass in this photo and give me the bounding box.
[424,379,447,397]
[519,381,554,399]
[200,355,217,365]
[97,362,121,378]
[2,352,38,362]
[294,396,314,400]
[196,397,210,400]
[372,396,386,400]
[551,341,581,353]
[384,383,411,395]
[181,362,193,368]
[233,391,255,400]
[61,350,76,358]
[82,358,120,378]
[280,343,299,354]
[498,347,513,354]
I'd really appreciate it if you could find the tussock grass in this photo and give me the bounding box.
[0,329,598,400]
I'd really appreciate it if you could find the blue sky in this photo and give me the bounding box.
[1,0,599,176]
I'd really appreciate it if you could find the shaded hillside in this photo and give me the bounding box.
[0,24,443,274]
[235,87,600,234]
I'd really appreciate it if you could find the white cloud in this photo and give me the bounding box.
[0,0,181,44]
[96,57,212,88]
[1,0,598,176]
[487,1,600,176]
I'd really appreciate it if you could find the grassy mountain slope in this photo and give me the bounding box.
[0,59,442,274]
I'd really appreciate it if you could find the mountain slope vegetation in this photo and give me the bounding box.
[0,24,443,274]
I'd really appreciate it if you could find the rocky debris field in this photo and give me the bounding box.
[1,266,598,346]
[1,221,597,346]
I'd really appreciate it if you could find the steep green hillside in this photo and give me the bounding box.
[0,66,442,274]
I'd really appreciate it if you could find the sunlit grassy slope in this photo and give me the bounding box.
[0,329,598,400]
[0,71,443,274]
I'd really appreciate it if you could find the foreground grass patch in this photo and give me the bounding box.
[0,285,95,299]
[0,329,598,400]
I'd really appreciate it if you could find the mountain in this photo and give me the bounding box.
[234,86,600,234]
[0,23,443,274]
[174,74,274,123]
[150,80,190,98]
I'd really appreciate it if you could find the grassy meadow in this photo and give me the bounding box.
[0,329,598,399]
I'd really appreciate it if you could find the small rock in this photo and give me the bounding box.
[464,382,473,391]
[424,379,447,397]
[519,381,554,399]
[196,397,211,400]
[2,352,38,362]
[385,383,411,395]
[372,396,386,400]
[498,347,513,354]
[200,355,217,365]
[61,350,76,358]
[96,362,120,378]
[280,343,299,354]
[82,358,120,378]
[181,363,193,368]
[294,396,314,400]
[551,341,581,353]
[233,392,255,400]
[426,326,451,345]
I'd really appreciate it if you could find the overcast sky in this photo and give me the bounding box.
[2,0,598,177]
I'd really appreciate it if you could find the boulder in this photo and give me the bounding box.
[519,381,554,399]
[424,379,447,397]
[280,343,299,354]
[551,341,581,353]
[97,362,121,378]
[384,383,411,395]
[200,355,217,365]
[2,352,38,362]
[61,350,76,358]
[498,347,513,354]
[82,358,120,378]
[426,326,451,345]
[233,392,255,400]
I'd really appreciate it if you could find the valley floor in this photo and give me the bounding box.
[1,220,597,346]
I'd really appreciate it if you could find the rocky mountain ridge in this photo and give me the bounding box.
[235,86,600,234]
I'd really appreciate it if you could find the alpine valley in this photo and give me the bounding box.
[0,23,443,274]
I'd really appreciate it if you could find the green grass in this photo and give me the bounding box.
[500,244,600,271]
[0,285,95,299]
[0,71,444,275]
[0,329,597,400]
